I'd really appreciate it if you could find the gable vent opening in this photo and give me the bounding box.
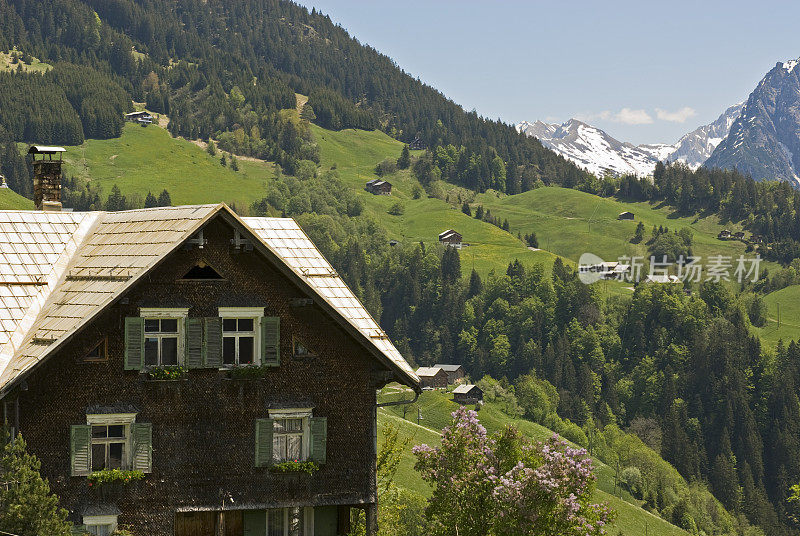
[181,262,223,280]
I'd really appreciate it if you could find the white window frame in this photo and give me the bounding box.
[262,507,314,536]
[269,408,312,463]
[83,514,118,536]
[86,413,137,472]
[139,307,188,367]
[219,307,264,367]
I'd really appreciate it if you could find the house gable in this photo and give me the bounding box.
[0,205,418,396]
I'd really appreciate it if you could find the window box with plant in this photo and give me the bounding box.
[269,460,319,475]
[146,365,187,381]
[226,363,266,380]
[87,468,145,487]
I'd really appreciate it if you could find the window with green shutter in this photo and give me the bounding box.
[255,418,274,467]
[310,417,327,465]
[261,316,280,366]
[70,424,91,475]
[131,422,152,473]
[124,317,144,370]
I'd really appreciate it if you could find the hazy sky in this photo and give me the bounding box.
[293,0,800,145]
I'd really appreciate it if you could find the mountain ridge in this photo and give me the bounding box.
[706,58,800,185]
[517,103,744,177]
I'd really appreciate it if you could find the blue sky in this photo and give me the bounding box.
[294,0,800,145]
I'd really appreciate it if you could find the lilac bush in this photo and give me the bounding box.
[413,407,613,536]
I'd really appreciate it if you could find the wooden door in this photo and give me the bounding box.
[175,511,216,536]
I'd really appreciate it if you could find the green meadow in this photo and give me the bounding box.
[60,122,276,208]
[0,187,33,209]
[755,284,800,346]
[377,389,688,536]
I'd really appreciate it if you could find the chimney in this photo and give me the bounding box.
[28,145,65,211]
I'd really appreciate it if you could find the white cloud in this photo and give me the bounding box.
[613,108,654,125]
[655,107,697,123]
[580,108,653,125]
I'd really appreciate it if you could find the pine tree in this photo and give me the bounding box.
[475,205,484,220]
[221,154,227,167]
[468,268,483,297]
[0,434,71,536]
[206,140,217,156]
[230,155,239,171]
[461,200,471,217]
[158,189,172,207]
[144,191,158,208]
[397,144,411,169]
[105,184,126,211]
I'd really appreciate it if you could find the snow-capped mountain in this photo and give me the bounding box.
[669,102,744,167]
[516,119,658,177]
[705,59,800,186]
[517,103,744,177]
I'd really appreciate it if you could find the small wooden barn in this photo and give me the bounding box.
[125,111,154,125]
[617,211,634,220]
[365,179,392,195]
[433,363,466,384]
[734,231,745,240]
[453,384,483,404]
[438,229,462,248]
[416,367,448,389]
[718,229,731,239]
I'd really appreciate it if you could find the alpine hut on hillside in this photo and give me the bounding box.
[438,229,463,249]
[125,111,154,125]
[718,229,732,240]
[416,366,448,389]
[453,384,483,404]
[365,178,392,195]
[433,363,466,384]
[617,211,634,220]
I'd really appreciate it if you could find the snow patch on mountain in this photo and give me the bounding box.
[517,102,744,177]
[517,119,657,177]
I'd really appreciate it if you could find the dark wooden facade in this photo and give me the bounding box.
[2,215,402,535]
[452,385,483,405]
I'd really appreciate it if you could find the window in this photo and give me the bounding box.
[223,318,255,365]
[91,424,127,471]
[219,307,264,366]
[144,319,179,366]
[84,339,107,362]
[181,263,223,280]
[255,508,312,536]
[86,413,136,472]
[269,408,312,463]
[293,337,313,357]
[72,414,152,476]
[83,515,118,536]
[273,417,304,462]
[139,308,188,367]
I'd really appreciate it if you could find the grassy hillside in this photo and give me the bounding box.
[60,122,276,208]
[474,187,753,265]
[311,124,562,275]
[0,187,33,209]
[756,284,800,345]
[377,389,688,536]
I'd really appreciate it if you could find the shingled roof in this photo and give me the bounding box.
[0,204,419,393]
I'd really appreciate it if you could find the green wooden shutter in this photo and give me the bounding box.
[204,317,222,368]
[310,417,327,465]
[70,424,91,475]
[261,316,280,366]
[254,418,274,467]
[185,318,204,369]
[243,510,267,536]
[124,317,144,370]
[131,422,152,473]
